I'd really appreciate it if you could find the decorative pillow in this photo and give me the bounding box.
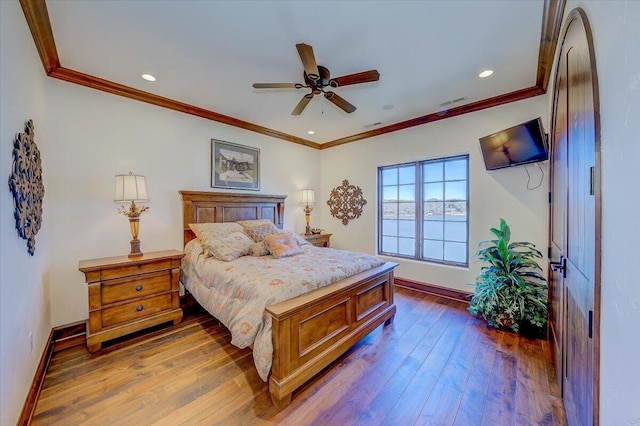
[249,241,270,257]
[189,222,245,257]
[236,219,280,243]
[183,238,205,261]
[264,233,303,259]
[283,230,312,247]
[204,231,253,262]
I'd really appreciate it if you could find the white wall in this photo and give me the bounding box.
[3,1,638,424]
[319,96,549,292]
[0,1,53,424]
[560,1,640,424]
[0,1,320,422]
[45,79,320,326]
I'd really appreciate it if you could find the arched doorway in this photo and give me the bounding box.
[548,7,601,426]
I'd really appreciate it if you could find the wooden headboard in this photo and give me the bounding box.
[179,191,286,246]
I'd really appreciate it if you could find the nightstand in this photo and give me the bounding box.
[303,233,332,247]
[79,250,184,352]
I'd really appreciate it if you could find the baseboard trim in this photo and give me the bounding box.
[395,277,473,303]
[16,328,54,426]
[17,321,87,425]
[52,320,86,352]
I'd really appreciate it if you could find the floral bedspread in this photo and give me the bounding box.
[180,239,384,381]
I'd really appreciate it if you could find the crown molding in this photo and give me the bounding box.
[320,86,545,149]
[20,0,59,74]
[48,67,319,148]
[19,0,565,150]
[536,0,567,91]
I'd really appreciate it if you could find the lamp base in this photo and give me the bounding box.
[128,238,143,258]
[304,206,312,235]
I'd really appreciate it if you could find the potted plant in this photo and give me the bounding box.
[468,218,548,336]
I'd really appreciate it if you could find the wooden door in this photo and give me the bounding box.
[549,8,600,426]
[549,36,568,399]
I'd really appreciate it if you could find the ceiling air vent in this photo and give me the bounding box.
[439,96,467,107]
[364,121,383,128]
[438,97,467,115]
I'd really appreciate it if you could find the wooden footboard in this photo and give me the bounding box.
[179,191,398,410]
[266,261,397,410]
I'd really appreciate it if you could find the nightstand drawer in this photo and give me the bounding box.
[80,250,184,352]
[102,271,171,305]
[102,294,172,328]
[100,259,172,280]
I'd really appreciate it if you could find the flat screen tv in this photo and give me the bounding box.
[479,117,549,170]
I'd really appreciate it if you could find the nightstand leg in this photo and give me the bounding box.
[88,342,102,353]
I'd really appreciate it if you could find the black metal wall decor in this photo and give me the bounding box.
[327,179,367,226]
[8,119,44,255]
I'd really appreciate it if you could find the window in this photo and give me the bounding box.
[378,155,469,266]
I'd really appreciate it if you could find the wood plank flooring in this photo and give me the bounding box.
[31,287,566,425]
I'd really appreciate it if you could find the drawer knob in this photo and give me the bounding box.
[135,285,143,291]
[136,305,144,312]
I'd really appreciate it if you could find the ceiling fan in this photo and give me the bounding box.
[252,43,380,115]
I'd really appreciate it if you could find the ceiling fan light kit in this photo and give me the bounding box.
[253,43,380,116]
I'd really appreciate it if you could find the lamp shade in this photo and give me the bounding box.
[299,188,315,205]
[114,172,149,202]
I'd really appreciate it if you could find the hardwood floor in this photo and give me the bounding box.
[31,287,566,425]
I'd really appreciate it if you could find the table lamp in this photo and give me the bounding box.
[114,172,149,258]
[299,188,315,235]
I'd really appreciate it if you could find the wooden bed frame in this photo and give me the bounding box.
[179,190,397,410]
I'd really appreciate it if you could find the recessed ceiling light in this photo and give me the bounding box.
[141,74,156,82]
[478,69,494,78]
[307,130,315,135]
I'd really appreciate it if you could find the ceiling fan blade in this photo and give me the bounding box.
[252,83,299,89]
[324,91,356,113]
[291,93,314,115]
[296,43,319,81]
[329,70,380,88]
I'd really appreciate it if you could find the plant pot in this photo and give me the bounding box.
[518,321,547,340]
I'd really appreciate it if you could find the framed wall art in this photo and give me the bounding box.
[211,139,260,190]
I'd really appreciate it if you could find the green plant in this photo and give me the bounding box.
[468,218,548,334]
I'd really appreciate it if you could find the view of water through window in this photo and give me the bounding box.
[379,155,469,266]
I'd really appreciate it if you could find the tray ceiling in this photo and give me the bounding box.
[24,0,562,148]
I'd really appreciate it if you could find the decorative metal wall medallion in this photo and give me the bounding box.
[327,179,367,226]
[8,120,45,255]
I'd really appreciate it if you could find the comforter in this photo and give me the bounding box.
[180,239,384,381]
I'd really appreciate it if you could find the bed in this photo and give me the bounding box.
[179,190,397,409]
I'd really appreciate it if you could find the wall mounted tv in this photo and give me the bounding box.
[479,117,549,170]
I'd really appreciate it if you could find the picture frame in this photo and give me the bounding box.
[211,139,260,190]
